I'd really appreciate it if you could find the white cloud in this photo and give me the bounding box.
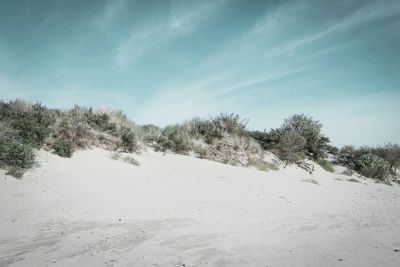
[94,0,126,31]
[114,0,227,69]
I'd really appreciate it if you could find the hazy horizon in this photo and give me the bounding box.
[1,0,399,146]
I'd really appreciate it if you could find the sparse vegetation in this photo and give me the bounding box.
[337,146,393,182]
[155,113,262,167]
[317,159,334,172]
[302,178,320,185]
[110,152,140,166]
[120,127,138,153]
[52,139,73,158]
[273,130,306,167]
[0,99,399,183]
[0,120,35,178]
[250,159,279,171]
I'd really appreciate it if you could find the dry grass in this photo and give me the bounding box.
[110,153,140,166]
[301,178,320,185]
[250,159,279,171]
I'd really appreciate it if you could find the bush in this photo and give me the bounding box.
[120,127,138,152]
[189,118,223,144]
[52,139,73,157]
[372,143,400,175]
[86,109,116,133]
[0,121,35,177]
[273,130,306,166]
[317,159,334,172]
[337,145,357,168]
[355,153,390,181]
[248,128,282,150]
[1,140,35,169]
[281,114,330,160]
[212,113,247,135]
[156,125,192,154]
[0,100,53,147]
[249,114,330,161]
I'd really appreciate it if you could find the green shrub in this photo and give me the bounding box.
[212,113,247,135]
[0,101,53,147]
[189,118,223,144]
[249,114,330,161]
[250,159,279,171]
[281,114,330,160]
[317,159,334,172]
[155,125,192,154]
[52,139,73,157]
[337,145,357,168]
[372,143,400,175]
[248,128,281,150]
[87,109,116,133]
[0,121,35,178]
[274,130,306,166]
[355,153,390,181]
[120,127,138,152]
[0,140,35,169]
[140,124,161,143]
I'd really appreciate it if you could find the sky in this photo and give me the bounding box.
[0,0,399,146]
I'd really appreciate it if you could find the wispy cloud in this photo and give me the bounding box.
[94,0,126,31]
[137,0,400,128]
[264,0,400,58]
[115,0,227,69]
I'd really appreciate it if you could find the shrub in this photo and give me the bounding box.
[0,100,53,147]
[0,121,35,177]
[281,114,330,160]
[52,139,73,157]
[317,159,334,172]
[273,130,306,166]
[250,159,279,171]
[120,127,138,152]
[156,125,192,154]
[212,113,247,135]
[189,118,223,144]
[248,128,282,150]
[86,109,117,133]
[326,144,339,155]
[355,153,390,181]
[0,140,35,169]
[139,124,161,143]
[249,114,330,161]
[372,143,400,174]
[337,145,357,168]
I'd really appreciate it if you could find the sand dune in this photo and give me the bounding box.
[1,148,400,266]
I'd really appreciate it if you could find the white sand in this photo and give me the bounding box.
[1,148,400,266]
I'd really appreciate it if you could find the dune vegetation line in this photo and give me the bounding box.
[0,99,399,183]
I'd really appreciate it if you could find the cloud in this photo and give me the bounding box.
[94,0,126,31]
[263,0,400,57]
[114,0,227,69]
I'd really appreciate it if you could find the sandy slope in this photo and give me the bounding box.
[1,148,400,267]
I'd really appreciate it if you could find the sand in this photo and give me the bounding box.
[1,148,400,266]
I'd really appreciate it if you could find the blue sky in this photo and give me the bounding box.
[0,0,399,146]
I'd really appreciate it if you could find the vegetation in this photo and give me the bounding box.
[120,127,138,153]
[0,100,54,147]
[273,130,306,166]
[337,146,394,182]
[0,100,140,177]
[250,114,330,163]
[317,159,335,172]
[155,113,262,167]
[0,99,398,183]
[52,139,73,158]
[0,121,35,178]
